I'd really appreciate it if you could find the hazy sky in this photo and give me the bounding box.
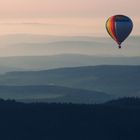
[0,0,139,36]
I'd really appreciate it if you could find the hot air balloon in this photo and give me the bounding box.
[106,15,133,48]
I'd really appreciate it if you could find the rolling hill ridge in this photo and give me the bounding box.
[0,65,140,99]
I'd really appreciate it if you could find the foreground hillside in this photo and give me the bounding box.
[0,98,140,140]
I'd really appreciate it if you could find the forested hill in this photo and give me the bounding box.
[0,98,140,140]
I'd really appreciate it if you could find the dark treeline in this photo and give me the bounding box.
[0,98,140,140]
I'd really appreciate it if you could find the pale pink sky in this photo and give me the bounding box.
[0,0,139,36]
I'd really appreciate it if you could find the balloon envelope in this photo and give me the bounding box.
[106,15,133,48]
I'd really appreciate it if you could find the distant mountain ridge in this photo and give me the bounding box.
[0,54,140,74]
[0,34,139,57]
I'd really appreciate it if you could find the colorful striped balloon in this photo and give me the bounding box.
[106,15,133,48]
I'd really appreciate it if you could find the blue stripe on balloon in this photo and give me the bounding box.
[115,19,133,43]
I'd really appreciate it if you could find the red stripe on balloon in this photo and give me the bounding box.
[112,16,120,44]
[106,18,117,42]
[108,17,117,42]
[111,16,120,44]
